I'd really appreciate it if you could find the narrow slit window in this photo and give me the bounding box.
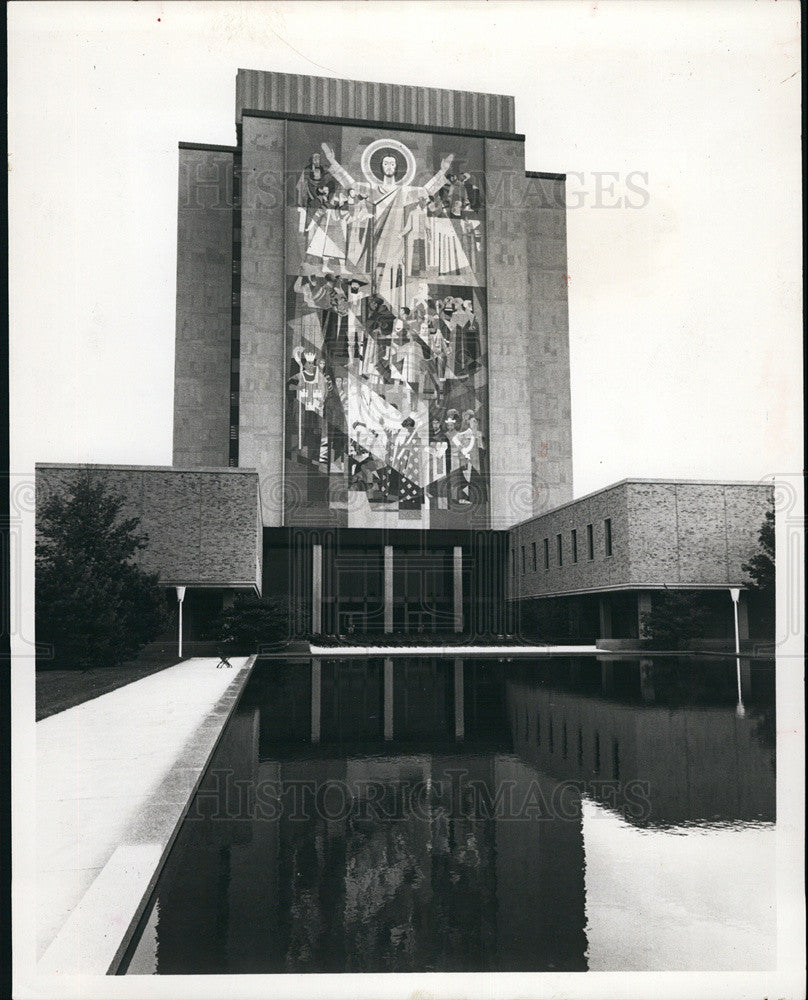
[557,533,563,567]
[571,529,578,563]
[604,518,613,557]
[543,538,549,570]
[587,523,594,560]
[531,541,537,572]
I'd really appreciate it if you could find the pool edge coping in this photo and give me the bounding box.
[37,654,258,978]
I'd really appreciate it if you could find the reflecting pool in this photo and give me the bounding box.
[122,655,775,974]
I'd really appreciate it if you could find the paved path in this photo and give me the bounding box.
[36,656,255,973]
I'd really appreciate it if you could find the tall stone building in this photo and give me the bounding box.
[173,69,572,634]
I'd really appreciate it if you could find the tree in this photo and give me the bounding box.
[639,590,712,647]
[742,502,775,593]
[210,594,290,652]
[36,472,168,669]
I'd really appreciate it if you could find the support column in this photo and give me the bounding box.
[454,659,465,741]
[311,658,321,743]
[312,544,322,634]
[637,591,653,638]
[453,546,463,634]
[384,658,394,741]
[384,545,394,633]
[598,595,612,639]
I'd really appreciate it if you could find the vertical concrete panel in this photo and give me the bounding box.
[240,117,286,526]
[485,139,533,528]
[525,175,573,514]
[173,149,234,468]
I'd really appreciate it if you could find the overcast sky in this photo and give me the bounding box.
[9,0,803,498]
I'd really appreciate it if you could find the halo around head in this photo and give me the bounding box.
[360,138,417,187]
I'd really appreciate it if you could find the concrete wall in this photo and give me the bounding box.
[36,464,262,590]
[525,173,573,514]
[485,138,534,530]
[173,147,236,468]
[235,69,516,133]
[509,479,772,598]
[238,116,287,526]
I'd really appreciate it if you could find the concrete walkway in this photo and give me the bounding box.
[36,655,255,974]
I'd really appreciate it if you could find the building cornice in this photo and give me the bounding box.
[240,107,526,143]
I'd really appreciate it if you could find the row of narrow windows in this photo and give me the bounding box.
[513,518,612,577]
[516,706,620,779]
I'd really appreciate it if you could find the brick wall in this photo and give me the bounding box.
[509,480,772,598]
[173,148,235,468]
[509,483,629,599]
[36,465,262,590]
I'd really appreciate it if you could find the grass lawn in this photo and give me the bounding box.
[36,654,182,721]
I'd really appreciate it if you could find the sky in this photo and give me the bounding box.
[8,0,803,499]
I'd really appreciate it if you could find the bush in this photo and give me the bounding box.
[36,471,169,669]
[210,594,290,652]
[640,590,712,647]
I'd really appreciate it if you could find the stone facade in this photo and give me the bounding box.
[36,465,262,590]
[485,138,534,528]
[238,116,286,526]
[173,146,236,469]
[525,173,573,514]
[509,479,772,599]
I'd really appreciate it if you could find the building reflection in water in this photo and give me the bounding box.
[123,654,774,975]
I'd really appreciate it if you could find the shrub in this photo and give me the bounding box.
[210,594,290,652]
[639,590,712,647]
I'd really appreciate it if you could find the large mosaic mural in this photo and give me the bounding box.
[284,122,489,528]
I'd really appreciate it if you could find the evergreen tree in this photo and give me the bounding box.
[742,503,775,593]
[36,472,167,669]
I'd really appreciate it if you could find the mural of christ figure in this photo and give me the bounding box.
[319,140,455,309]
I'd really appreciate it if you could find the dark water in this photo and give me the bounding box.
[122,655,775,974]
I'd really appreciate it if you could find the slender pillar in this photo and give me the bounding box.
[453,546,463,633]
[311,658,321,743]
[312,543,322,634]
[454,658,465,741]
[598,595,612,639]
[384,544,394,633]
[637,591,653,638]
[175,586,186,658]
[384,658,394,741]
[730,588,745,717]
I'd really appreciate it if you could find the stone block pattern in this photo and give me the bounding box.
[36,465,262,589]
[173,149,235,468]
[525,175,573,515]
[239,117,286,526]
[485,139,534,529]
[509,480,773,598]
[236,69,515,134]
[508,483,629,599]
